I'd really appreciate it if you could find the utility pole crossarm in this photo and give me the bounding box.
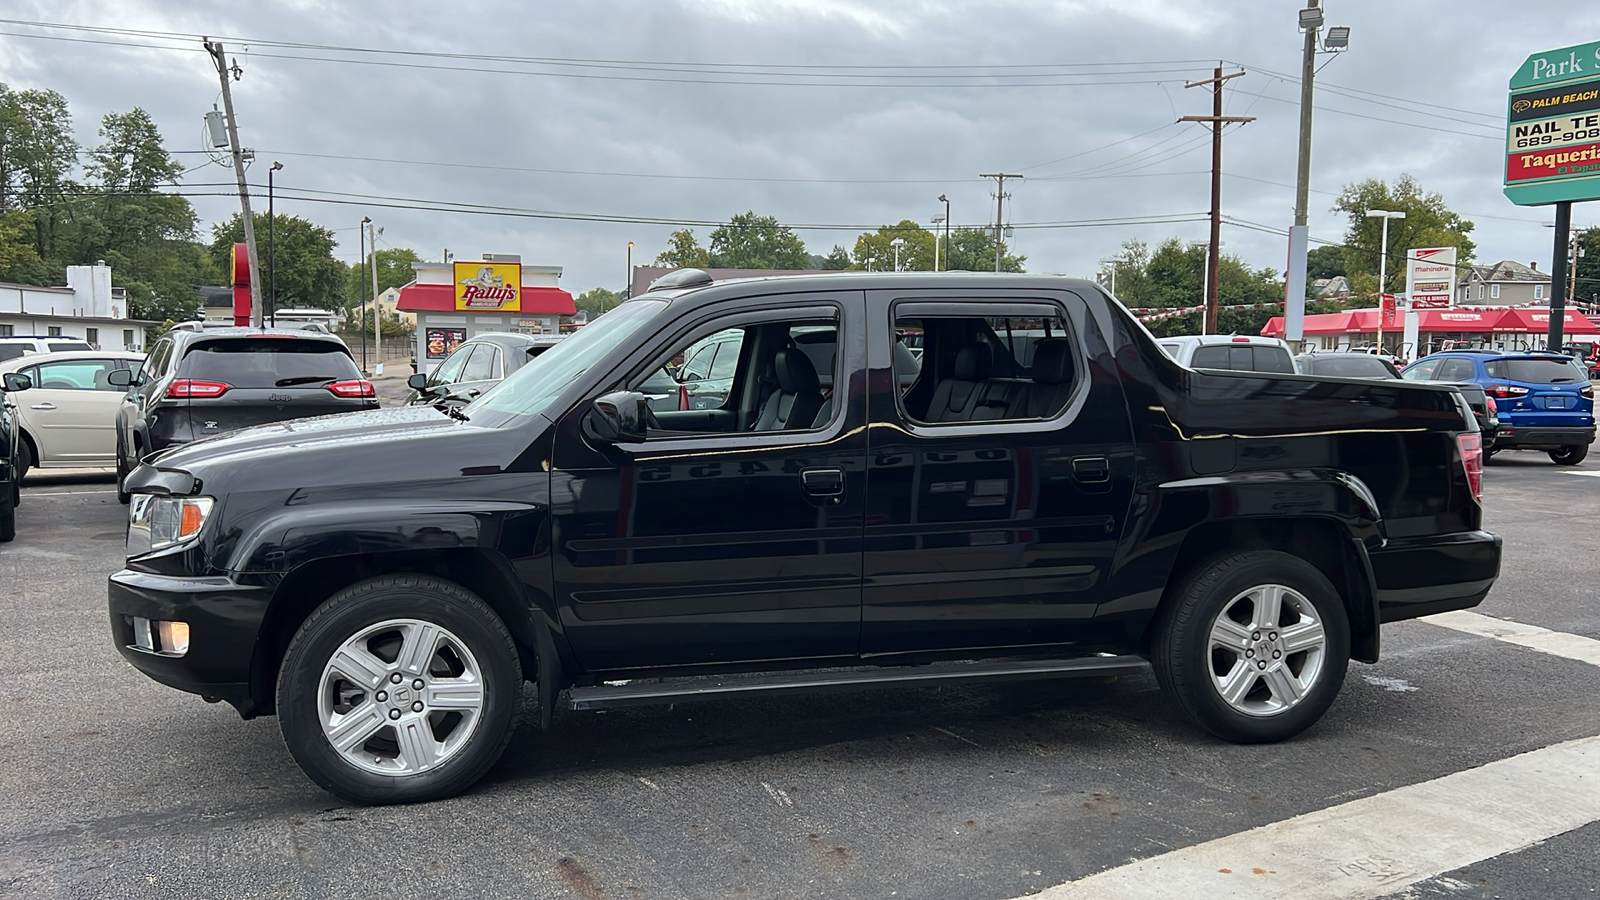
[1178,115,1258,124]
[1183,70,1247,89]
[978,173,1023,273]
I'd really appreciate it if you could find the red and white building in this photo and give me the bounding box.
[1261,306,1597,355]
[397,255,575,374]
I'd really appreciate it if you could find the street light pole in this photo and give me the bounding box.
[626,241,633,298]
[267,161,282,327]
[891,237,906,272]
[938,194,950,271]
[1367,209,1405,351]
[1285,0,1321,345]
[358,216,370,374]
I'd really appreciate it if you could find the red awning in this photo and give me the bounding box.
[1418,309,1501,331]
[1260,312,1368,336]
[1489,307,1599,334]
[397,283,576,315]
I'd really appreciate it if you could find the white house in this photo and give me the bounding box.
[0,265,156,351]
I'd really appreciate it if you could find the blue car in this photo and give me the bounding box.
[1402,350,1595,465]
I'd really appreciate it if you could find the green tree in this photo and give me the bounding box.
[654,228,709,267]
[1306,244,1346,281]
[0,209,45,283]
[346,246,422,305]
[210,213,346,312]
[1333,175,1475,296]
[707,211,810,269]
[1105,237,1301,338]
[850,220,936,271]
[809,245,851,270]
[0,84,78,262]
[575,286,622,318]
[72,108,210,321]
[944,226,1025,273]
[1575,227,1600,309]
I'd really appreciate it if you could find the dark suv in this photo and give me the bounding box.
[111,272,1499,804]
[1,369,31,541]
[110,327,378,501]
[1403,350,1594,464]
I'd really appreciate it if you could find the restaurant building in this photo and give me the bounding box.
[397,255,575,374]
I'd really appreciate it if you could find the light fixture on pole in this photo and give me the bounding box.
[937,194,951,271]
[890,237,906,272]
[1285,0,1351,345]
[1097,256,1121,295]
[267,161,282,327]
[1367,209,1405,350]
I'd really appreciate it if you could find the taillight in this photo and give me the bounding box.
[326,379,376,398]
[1582,384,1594,399]
[1484,384,1529,399]
[1486,396,1497,414]
[1457,432,1483,502]
[165,379,230,398]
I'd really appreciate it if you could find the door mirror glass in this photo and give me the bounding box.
[407,372,428,391]
[586,390,649,444]
[2,372,31,392]
[108,369,134,388]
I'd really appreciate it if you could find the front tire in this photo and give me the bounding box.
[1549,444,1589,465]
[1153,550,1350,744]
[277,575,521,805]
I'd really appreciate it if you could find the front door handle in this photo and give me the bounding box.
[800,467,844,497]
[29,402,56,410]
[1071,456,1110,483]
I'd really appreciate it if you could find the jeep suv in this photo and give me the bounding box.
[1403,350,1594,464]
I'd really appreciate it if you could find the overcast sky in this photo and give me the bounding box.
[2,1,1597,298]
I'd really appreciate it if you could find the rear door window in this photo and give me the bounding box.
[181,339,360,388]
[1484,358,1586,383]
[1434,358,1477,381]
[1401,359,1441,380]
[31,358,123,391]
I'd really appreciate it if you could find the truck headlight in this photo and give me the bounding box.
[128,495,215,555]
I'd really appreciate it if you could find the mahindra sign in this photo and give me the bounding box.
[1404,247,1458,309]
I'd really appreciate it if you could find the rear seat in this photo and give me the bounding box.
[923,339,1075,423]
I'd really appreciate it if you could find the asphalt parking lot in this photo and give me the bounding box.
[1,448,1597,899]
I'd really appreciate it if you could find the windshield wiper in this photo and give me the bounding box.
[275,376,337,386]
[438,404,471,422]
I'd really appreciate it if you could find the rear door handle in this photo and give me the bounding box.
[800,467,844,496]
[1071,456,1110,483]
[29,402,56,410]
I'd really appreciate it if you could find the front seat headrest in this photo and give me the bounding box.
[773,348,820,393]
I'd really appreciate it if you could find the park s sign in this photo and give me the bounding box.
[1505,40,1600,206]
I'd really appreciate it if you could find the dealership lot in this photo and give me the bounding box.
[1,452,1597,899]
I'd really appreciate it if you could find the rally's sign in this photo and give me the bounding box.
[454,261,522,312]
[1505,40,1600,206]
[1404,247,1458,309]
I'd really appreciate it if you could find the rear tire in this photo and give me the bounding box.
[1153,550,1350,744]
[1549,444,1589,466]
[277,574,521,805]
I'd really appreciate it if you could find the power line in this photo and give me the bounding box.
[1227,60,1505,123]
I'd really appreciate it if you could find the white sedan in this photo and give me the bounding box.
[0,350,145,476]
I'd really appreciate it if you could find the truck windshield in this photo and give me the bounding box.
[469,299,666,426]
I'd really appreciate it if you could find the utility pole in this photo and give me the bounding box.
[370,219,382,374]
[979,173,1022,272]
[205,39,263,327]
[1287,0,1321,344]
[1182,66,1253,335]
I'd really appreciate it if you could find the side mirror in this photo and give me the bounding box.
[2,373,31,392]
[407,373,429,391]
[107,369,134,388]
[586,390,649,444]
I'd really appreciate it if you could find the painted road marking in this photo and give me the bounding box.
[24,489,116,496]
[1559,469,1600,477]
[1023,734,1600,900]
[1021,614,1600,899]
[1423,610,1600,668]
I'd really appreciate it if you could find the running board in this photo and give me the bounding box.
[566,655,1151,711]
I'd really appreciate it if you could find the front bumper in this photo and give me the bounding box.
[1370,530,1502,623]
[108,568,272,716]
[1492,424,1595,450]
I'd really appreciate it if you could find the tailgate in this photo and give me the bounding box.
[187,387,369,437]
[176,337,371,437]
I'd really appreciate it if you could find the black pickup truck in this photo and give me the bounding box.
[110,271,1501,804]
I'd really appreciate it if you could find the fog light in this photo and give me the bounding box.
[157,621,191,656]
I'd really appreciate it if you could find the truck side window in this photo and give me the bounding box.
[895,312,1076,425]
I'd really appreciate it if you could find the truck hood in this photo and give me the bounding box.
[128,406,542,496]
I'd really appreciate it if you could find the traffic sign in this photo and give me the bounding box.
[1504,40,1600,206]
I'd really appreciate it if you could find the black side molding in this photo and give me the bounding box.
[567,655,1151,711]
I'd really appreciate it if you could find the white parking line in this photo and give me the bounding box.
[23,489,116,496]
[1023,734,1600,900]
[1559,469,1600,477]
[1423,610,1600,668]
[1019,614,1600,900]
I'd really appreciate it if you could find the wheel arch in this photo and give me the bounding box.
[246,548,563,724]
[1141,516,1380,664]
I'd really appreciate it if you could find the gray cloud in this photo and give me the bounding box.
[2,0,1595,298]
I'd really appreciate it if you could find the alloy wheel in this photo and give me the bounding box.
[1206,584,1327,717]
